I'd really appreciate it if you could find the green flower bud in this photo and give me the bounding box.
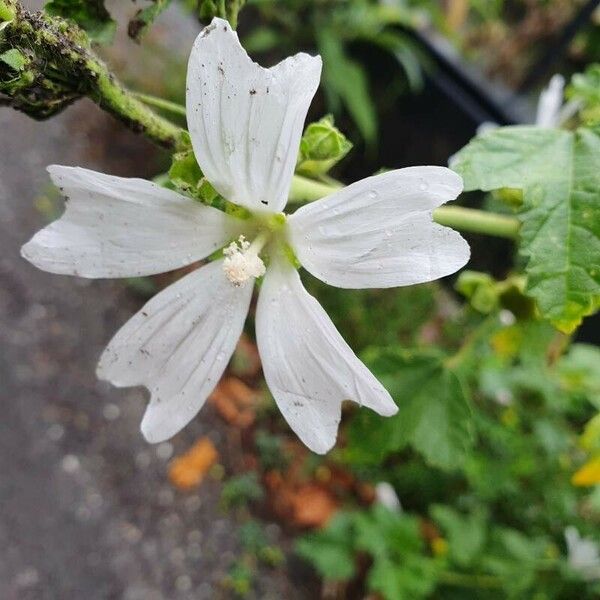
[296,114,352,177]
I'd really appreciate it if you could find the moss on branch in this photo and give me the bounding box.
[0,0,188,150]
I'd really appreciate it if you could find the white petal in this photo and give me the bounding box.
[256,260,397,454]
[288,166,469,288]
[97,260,252,443]
[21,166,240,278]
[186,18,321,212]
[535,74,564,128]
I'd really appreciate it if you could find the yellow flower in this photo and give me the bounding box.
[572,456,600,487]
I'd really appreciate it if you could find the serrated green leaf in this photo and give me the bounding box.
[452,126,600,333]
[45,0,115,45]
[348,349,473,470]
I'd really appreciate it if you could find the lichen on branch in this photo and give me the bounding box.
[0,0,188,150]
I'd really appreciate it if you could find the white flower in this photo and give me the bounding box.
[21,18,469,454]
[375,482,402,512]
[476,73,574,135]
[565,526,600,581]
[535,74,565,128]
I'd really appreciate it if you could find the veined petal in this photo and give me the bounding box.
[256,260,397,454]
[186,18,321,212]
[21,166,240,278]
[97,260,252,443]
[288,166,469,288]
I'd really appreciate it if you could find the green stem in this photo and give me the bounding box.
[289,174,343,203]
[88,68,187,149]
[434,206,519,240]
[289,175,520,240]
[439,571,502,589]
[133,92,187,118]
[0,1,188,150]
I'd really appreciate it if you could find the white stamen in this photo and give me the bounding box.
[223,235,266,286]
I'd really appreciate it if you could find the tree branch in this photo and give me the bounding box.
[0,0,188,150]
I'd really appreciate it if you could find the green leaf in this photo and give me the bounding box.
[297,114,352,177]
[316,28,377,144]
[168,149,203,193]
[431,505,487,567]
[452,126,600,333]
[567,64,600,126]
[0,48,27,71]
[558,343,600,409]
[367,555,437,600]
[295,512,357,581]
[44,0,116,45]
[128,0,172,42]
[347,349,473,470]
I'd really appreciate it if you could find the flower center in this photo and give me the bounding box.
[222,234,267,286]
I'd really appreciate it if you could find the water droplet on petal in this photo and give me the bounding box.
[368,190,378,200]
[419,181,428,191]
[385,229,392,238]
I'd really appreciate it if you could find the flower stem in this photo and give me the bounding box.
[289,175,520,240]
[434,206,520,240]
[133,92,187,118]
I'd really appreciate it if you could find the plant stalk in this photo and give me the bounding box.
[289,175,520,240]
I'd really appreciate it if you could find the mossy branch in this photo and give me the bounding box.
[0,0,188,150]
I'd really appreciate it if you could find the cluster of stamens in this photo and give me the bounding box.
[222,235,266,286]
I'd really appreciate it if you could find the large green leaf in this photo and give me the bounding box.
[452,126,600,333]
[347,349,473,470]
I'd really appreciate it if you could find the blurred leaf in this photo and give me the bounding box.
[567,64,600,126]
[368,554,437,600]
[580,413,600,453]
[456,270,498,313]
[44,0,115,44]
[128,0,172,41]
[452,126,600,333]
[431,505,487,567]
[221,472,264,508]
[317,28,377,144]
[296,512,357,580]
[242,27,282,53]
[558,344,600,409]
[297,114,352,177]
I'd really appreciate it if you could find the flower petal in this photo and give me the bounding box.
[97,260,252,443]
[256,260,397,454]
[186,18,321,212]
[288,166,469,288]
[21,166,239,278]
